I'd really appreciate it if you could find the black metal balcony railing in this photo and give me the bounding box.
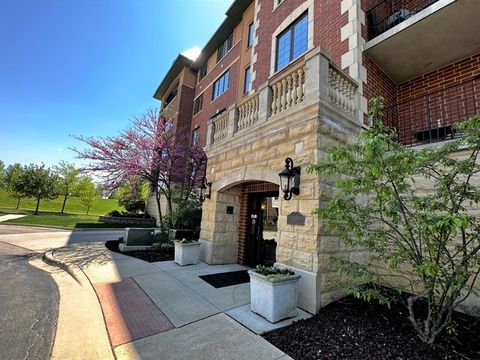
[383,77,480,147]
[366,0,440,40]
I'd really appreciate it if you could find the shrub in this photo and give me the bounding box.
[308,97,480,344]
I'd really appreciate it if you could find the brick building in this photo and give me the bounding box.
[151,0,480,313]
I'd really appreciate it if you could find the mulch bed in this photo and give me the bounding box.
[263,296,480,360]
[105,240,174,262]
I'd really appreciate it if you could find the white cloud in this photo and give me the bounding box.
[181,46,201,61]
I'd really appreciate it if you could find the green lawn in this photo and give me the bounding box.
[0,189,123,216]
[3,213,152,229]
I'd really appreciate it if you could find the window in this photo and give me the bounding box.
[164,84,178,106]
[217,33,233,62]
[191,127,200,146]
[198,64,207,81]
[193,94,203,115]
[248,22,254,48]
[212,70,230,100]
[275,12,308,71]
[244,67,251,94]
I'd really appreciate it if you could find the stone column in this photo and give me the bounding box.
[257,81,271,124]
[227,104,237,137]
[206,118,214,148]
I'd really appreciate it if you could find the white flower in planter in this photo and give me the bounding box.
[248,266,301,323]
[174,239,201,266]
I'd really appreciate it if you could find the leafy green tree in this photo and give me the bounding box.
[114,177,147,213]
[309,98,480,344]
[15,164,59,215]
[0,160,5,188]
[54,161,80,213]
[5,164,25,209]
[77,176,98,215]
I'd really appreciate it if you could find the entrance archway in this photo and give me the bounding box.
[236,181,279,266]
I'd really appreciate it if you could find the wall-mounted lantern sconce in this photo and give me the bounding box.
[278,157,301,200]
[199,177,212,202]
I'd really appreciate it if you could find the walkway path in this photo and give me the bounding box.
[45,242,301,359]
[0,214,27,222]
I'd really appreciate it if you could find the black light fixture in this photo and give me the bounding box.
[278,157,301,200]
[199,177,212,202]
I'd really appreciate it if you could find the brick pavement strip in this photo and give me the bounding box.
[93,277,174,347]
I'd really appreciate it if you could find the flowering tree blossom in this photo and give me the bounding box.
[73,109,207,227]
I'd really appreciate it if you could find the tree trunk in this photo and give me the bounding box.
[61,194,68,213]
[155,191,163,229]
[86,206,90,215]
[16,197,20,209]
[166,193,173,228]
[35,198,40,215]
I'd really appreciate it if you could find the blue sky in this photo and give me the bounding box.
[0,0,231,167]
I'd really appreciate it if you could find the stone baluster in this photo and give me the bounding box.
[271,83,278,115]
[297,67,305,103]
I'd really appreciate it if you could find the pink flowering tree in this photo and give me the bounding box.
[73,109,207,228]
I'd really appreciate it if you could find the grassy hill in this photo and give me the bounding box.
[0,189,123,216]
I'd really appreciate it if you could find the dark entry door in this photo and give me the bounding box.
[246,191,278,267]
[246,194,263,266]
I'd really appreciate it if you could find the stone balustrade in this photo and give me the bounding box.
[211,112,229,144]
[206,49,360,149]
[328,65,357,115]
[270,65,306,116]
[236,94,259,132]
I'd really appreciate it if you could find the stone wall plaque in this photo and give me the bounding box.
[226,206,234,214]
[287,212,305,226]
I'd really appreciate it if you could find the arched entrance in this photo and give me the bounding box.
[199,166,280,265]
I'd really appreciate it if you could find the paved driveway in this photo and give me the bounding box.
[0,242,59,360]
[0,224,124,251]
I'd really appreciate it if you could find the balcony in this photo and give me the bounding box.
[206,49,359,149]
[383,77,479,146]
[364,0,480,83]
[159,96,178,122]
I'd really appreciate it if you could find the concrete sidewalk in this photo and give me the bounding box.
[43,242,301,360]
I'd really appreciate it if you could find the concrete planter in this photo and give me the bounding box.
[174,241,201,266]
[248,269,301,323]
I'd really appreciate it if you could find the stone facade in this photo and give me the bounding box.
[150,0,480,315]
[199,48,363,312]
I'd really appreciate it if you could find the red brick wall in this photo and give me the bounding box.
[398,54,480,103]
[394,53,480,145]
[314,0,348,67]
[253,0,348,89]
[191,42,242,147]
[363,54,398,125]
[237,190,249,265]
[175,84,195,137]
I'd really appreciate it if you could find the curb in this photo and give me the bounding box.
[42,250,81,283]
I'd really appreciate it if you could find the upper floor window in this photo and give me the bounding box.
[198,64,207,81]
[193,94,203,115]
[244,67,251,94]
[217,33,233,63]
[275,12,308,71]
[191,127,200,146]
[212,70,230,100]
[248,22,254,48]
[164,84,178,106]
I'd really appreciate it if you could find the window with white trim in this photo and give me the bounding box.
[275,12,308,71]
[191,127,200,146]
[244,67,251,94]
[212,70,230,100]
[217,33,233,63]
[198,64,207,81]
[247,22,254,48]
[193,94,203,115]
